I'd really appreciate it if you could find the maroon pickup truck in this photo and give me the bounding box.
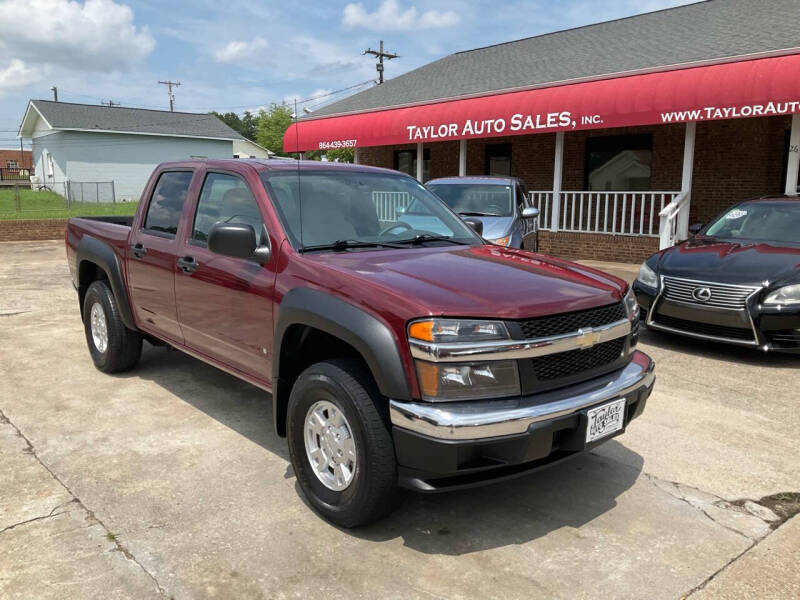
[66,159,654,527]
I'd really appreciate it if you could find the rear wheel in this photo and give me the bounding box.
[287,359,397,527]
[83,280,142,373]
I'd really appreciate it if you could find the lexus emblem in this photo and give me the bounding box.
[692,287,712,302]
[576,328,601,349]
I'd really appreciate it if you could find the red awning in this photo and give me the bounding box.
[284,54,800,152]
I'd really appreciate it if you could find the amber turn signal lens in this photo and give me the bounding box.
[492,235,510,247]
[415,361,440,398]
[408,320,434,341]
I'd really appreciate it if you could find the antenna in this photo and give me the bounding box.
[294,98,304,251]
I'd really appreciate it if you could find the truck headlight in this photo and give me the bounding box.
[637,262,658,288]
[408,319,509,343]
[415,360,520,401]
[623,288,639,321]
[763,284,800,306]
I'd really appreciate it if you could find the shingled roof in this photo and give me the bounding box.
[21,100,243,140]
[312,0,800,118]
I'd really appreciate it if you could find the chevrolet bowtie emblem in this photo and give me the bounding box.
[576,328,601,349]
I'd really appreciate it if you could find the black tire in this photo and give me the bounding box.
[83,280,142,373]
[287,359,397,528]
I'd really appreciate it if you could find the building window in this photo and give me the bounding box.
[5,159,18,170]
[485,143,511,176]
[394,148,430,181]
[585,134,652,191]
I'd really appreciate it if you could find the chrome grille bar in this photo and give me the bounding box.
[662,276,758,310]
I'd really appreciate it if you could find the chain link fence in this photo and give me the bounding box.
[1,181,130,217]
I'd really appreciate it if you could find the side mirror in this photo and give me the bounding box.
[688,223,704,235]
[463,217,483,237]
[208,222,270,263]
[521,207,540,218]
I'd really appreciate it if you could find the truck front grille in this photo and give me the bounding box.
[517,302,626,339]
[531,338,626,381]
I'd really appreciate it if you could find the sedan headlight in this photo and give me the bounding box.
[623,288,640,321]
[637,262,658,288]
[489,235,511,247]
[763,284,800,306]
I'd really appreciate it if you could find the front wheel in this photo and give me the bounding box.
[287,359,397,527]
[83,280,142,373]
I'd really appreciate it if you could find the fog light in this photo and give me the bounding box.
[415,360,520,401]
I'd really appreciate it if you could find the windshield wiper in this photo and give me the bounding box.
[392,234,469,246]
[458,211,502,217]
[301,239,404,252]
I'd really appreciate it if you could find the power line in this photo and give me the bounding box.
[158,80,181,112]
[363,40,398,85]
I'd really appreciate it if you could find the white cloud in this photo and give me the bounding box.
[343,0,460,31]
[214,37,269,63]
[0,0,155,73]
[284,88,333,108]
[0,59,43,94]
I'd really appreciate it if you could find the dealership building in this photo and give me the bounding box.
[284,0,800,262]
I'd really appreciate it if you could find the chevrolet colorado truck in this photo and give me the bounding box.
[66,159,655,527]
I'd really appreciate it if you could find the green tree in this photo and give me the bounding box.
[211,111,258,141]
[256,103,294,156]
[325,148,354,163]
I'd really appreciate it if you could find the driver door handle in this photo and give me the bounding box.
[177,255,198,274]
[131,243,147,258]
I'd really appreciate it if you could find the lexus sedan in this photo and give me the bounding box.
[633,195,800,353]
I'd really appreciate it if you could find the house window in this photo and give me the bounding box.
[586,134,652,191]
[485,143,511,176]
[5,159,18,170]
[394,148,430,181]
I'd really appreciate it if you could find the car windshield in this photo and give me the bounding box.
[261,170,480,251]
[426,183,514,217]
[703,201,800,243]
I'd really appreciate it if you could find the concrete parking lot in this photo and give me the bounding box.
[1,240,798,599]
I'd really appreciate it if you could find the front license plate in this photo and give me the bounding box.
[585,399,626,443]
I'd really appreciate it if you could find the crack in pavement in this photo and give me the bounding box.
[0,499,75,535]
[0,408,168,598]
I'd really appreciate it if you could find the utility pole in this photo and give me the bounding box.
[158,80,181,111]
[51,86,58,101]
[20,137,24,172]
[101,100,120,107]
[363,40,398,85]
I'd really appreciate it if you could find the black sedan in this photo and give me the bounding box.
[633,195,800,353]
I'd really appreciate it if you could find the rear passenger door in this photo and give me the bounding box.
[174,170,276,383]
[127,169,195,344]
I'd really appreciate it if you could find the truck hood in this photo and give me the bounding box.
[658,236,800,285]
[305,245,626,320]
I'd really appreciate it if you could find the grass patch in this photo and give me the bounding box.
[0,188,138,220]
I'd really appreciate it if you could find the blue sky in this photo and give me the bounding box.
[0,0,691,147]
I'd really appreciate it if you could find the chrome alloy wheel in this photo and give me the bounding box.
[89,302,108,354]
[304,400,357,491]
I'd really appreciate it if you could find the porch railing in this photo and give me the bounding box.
[372,191,411,222]
[528,191,680,237]
[0,167,32,181]
[657,191,689,249]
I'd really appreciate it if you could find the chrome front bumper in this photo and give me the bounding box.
[390,351,655,441]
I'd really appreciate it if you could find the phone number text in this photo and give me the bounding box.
[318,139,357,149]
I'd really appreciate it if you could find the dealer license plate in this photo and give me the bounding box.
[585,399,626,443]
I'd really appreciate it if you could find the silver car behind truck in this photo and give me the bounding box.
[426,176,539,249]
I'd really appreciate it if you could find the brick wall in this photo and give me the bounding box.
[537,231,658,263]
[0,149,33,171]
[0,219,67,242]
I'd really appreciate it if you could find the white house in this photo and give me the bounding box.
[17,100,249,201]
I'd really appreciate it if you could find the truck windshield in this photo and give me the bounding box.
[426,183,514,217]
[704,202,800,243]
[261,170,481,251]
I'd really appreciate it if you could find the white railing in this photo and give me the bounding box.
[657,191,689,249]
[372,191,411,222]
[528,191,680,237]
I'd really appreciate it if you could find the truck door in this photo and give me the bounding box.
[174,170,276,384]
[127,169,195,344]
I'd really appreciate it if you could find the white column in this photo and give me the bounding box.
[353,147,360,165]
[550,131,564,231]
[458,139,467,176]
[677,121,696,239]
[416,142,424,182]
[785,113,800,195]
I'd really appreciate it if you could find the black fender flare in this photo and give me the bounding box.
[272,287,411,434]
[76,235,137,330]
